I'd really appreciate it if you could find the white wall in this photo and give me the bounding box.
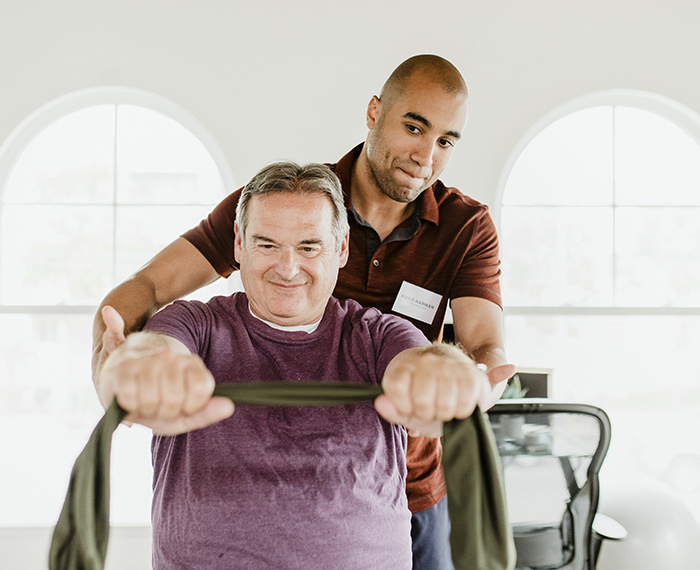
[3,0,700,207]
[2,0,700,567]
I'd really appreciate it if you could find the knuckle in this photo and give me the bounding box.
[412,393,434,418]
[159,389,184,419]
[435,399,455,421]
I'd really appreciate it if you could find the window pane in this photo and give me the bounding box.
[115,205,218,281]
[115,205,233,300]
[0,95,231,529]
[503,107,613,206]
[1,205,113,305]
[116,105,224,205]
[3,106,114,205]
[0,313,152,526]
[615,207,700,306]
[501,206,613,306]
[615,107,700,206]
[504,313,700,521]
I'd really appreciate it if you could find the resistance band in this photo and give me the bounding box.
[49,381,515,570]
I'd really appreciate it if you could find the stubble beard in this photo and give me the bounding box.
[366,155,429,204]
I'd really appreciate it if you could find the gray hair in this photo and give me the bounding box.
[236,161,349,251]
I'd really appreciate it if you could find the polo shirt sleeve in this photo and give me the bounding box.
[181,189,242,278]
[449,206,502,308]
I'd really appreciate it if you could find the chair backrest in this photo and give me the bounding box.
[487,400,611,570]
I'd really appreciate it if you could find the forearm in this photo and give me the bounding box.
[450,297,513,410]
[464,343,509,409]
[91,237,221,385]
[92,275,161,384]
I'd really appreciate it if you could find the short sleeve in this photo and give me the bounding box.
[449,207,502,308]
[369,312,432,379]
[181,189,242,278]
[144,300,214,359]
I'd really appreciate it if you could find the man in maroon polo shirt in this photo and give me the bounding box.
[92,54,514,569]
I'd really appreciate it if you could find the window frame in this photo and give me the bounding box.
[495,89,700,318]
[0,86,236,316]
[0,88,236,527]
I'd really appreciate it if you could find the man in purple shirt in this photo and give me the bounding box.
[97,162,492,569]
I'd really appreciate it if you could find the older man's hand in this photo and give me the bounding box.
[374,344,491,438]
[98,327,234,435]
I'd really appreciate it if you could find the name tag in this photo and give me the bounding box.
[392,281,442,325]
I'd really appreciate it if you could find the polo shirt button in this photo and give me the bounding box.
[373,259,380,267]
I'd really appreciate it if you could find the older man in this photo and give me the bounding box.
[97,162,491,570]
[94,55,513,568]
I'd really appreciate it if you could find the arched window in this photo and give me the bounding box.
[0,88,236,526]
[498,90,700,518]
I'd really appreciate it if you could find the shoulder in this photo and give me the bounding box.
[432,180,490,215]
[328,297,428,346]
[144,294,245,355]
[147,294,241,329]
[327,297,382,327]
[426,180,497,238]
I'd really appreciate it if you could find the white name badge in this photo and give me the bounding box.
[391,281,443,325]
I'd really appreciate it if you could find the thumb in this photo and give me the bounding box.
[374,394,402,425]
[373,395,426,438]
[101,305,126,351]
[488,364,517,385]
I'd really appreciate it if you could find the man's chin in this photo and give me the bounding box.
[264,304,314,326]
[384,185,425,203]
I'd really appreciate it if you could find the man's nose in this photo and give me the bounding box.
[410,138,436,168]
[274,248,301,280]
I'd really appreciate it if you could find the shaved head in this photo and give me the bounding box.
[359,54,469,204]
[379,55,468,111]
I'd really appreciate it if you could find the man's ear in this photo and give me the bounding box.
[338,232,350,268]
[234,222,243,264]
[366,96,381,130]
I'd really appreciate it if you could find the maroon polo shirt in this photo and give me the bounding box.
[181,143,502,513]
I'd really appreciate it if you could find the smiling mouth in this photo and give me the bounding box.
[269,282,305,291]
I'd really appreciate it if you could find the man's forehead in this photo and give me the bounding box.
[247,193,335,236]
[392,85,468,135]
[250,191,333,210]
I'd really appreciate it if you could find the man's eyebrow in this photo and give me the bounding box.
[250,234,324,246]
[299,238,324,246]
[250,233,277,244]
[403,112,462,140]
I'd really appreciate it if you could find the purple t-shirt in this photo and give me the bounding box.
[144,293,430,570]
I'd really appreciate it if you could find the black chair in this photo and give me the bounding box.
[487,400,625,570]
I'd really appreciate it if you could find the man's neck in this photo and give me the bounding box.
[247,303,322,334]
[351,151,417,242]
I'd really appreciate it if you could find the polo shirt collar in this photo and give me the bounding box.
[334,143,441,226]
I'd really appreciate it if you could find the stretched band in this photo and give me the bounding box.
[49,381,515,570]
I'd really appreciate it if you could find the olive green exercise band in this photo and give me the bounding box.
[49,381,515,570]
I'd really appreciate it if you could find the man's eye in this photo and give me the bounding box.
[439,139,455,149]
[406,124,421,134]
